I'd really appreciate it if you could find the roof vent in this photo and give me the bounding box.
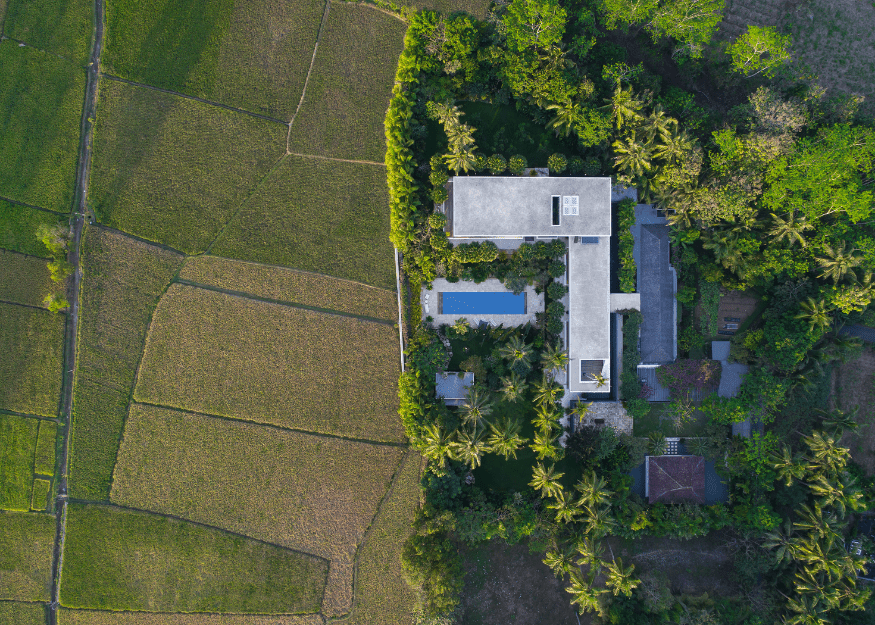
[562,196,579,216]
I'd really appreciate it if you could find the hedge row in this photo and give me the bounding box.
[618,198,636,293]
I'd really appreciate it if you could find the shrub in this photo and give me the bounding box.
[547,152,567,174]
[546,300,565,319]
[43,293,69,313]
[487,153,507,174]
[625,397,651,418]
[583,156,601,176]
[474,153,488,172]
[547,261,565,278]
[568,155,585,175]
[428,213,447,230]
[546,317,563,334]
[698,279,721,336]
[430,169,449,187]
[656,359,720,398]
[617,199,636,293]
[547,281,568,300]
[431,187,448,204]
[676,285,696,306]
[508,154,527,175]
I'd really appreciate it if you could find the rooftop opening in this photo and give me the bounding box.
[562,195,579,216]
[551,196,560,226]
[580,359,604,382]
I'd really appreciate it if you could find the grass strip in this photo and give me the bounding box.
[0,249,53,308]
[0,304,65,418]
[89,79,286,253]
[0,41,85,212]
[0,200,66,256]
[0,414,38,510]
[0,510,54,600]
[110,403,405,616]
[61,503,327,613]
[210,154,396,290]
[69,228,183,501]
[134,283,403,442]
[29,478,51,511]
[33,420,56,476]
[3,0,93,65]
[287,2,406,163]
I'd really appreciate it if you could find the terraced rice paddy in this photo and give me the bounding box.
[0,201,66,257]
[179,255,397,321]
[0,510,55,600]
[0,250,53,308]
[110,404,405,616]
[134,283,402,442]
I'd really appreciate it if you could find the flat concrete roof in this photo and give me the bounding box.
[567,237,611,393]
[451,176,612,238]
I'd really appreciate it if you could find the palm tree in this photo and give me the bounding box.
[543,544,576,578]
[575,470,614,508]
[533,375,562,407]
[803,431,850,477]
[546,100,580,138]
[445,122,476,152]
[601,85,643,130]
[793,504,841,543]
[460,387,493,429]
[567,400,592,421]
[762,519,798,565]
[770,445,806,487]
[499,371,528,403]
[574,536,604,569]
[486,418,527,460]
[532,404,561,433]
[548,490,582,524]
[652,126,694,164]
[646,431,667,456]
[444,148,477,175]
[817,242,862,283]
[420,423,452,469]
[613,132,653,177]
[795,298,833,333]
[540,343,569,374]
[816,407,859,436]
[768,212,811,247]
[566,570,601,614]
[604,557,640,597]
[582,503,615,538]
[785,593,831,625]
[592,373,608,389]
[686,437,710,458]
[498,335,532,367]
[529,462,564,498]
[642,104,675,143]
[808,475,851,518]
[531,428,563,461]
[450,427,488,469]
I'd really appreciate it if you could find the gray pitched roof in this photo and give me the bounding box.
[435,372,474,400]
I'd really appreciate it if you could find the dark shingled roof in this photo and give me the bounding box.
[647,455,705,504]
[639,224,675,364]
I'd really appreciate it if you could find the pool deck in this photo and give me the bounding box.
[422,278,544,327]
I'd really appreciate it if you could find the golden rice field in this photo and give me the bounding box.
[109,404,406,617]
[58,612,326,625]
[179,255,397,321]
[0,249,53,308]
[0,510,55,601]
[134,283,403,442]
[340,450,421,625]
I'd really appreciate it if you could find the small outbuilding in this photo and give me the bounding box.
[435,372,474,407]
[646,455,706,504]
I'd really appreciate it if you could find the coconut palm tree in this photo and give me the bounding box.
[771,445,806,487]
[460,387,493,430]
[566,570,601,614]
[546,100,581,138]
[803,431,850,477]
[808,475,852,518]
[768,212,811,247]
[646,431,667,456]
[582,503,616,539]
[567,400,592,421]
[592,373,609,389]
[533,375,562,407]
[499,371,528,403]
[604,557,640,597]
[793,504,842,543]
[575,470,614,508]
[549,490,582,524]
[445,122,476,152]
[543,543,576,578]
[575,536,604,569]
[486,417,527,460]
[817,242,862,283]
[816,407,859,436]
[498,335,533,367]
[601,85,643,130]
[529,462,564,498]
[532,404,561,433]
[613,132,653,178]
[795,297,833,333]
[642,104,675,143]
[450,427,489,469]
[444,148,478,175]
[540,343,569,375]
[420,423,453,469]
[785,594,831,625]
[531,428,563,461]
[762,519,798,565]
[652,126,694,164]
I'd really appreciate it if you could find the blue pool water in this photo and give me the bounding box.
[441,292,525,315]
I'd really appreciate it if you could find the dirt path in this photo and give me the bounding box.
[48,0,104,620]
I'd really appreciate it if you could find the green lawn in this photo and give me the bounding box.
[0,303,65,418]
[61,503,328,613]
[89,78,286,253]
[0,415,38,511]
[287,2,406,162]
[0,249,53,308]
[0,510,55,601]
[102,0,324,118]
[3,0,93,65]
[0,201,66,257]
[632,402,709,438]
[69,227,183,501]
[0,41,86,212]
[210,154,396,290]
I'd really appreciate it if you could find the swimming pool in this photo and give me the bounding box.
[440,291,526,315]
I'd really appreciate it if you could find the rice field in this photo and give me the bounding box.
[0,41,85,213]
[0,415,38,511]
[33,420,56,476]
[61,503,327,613]
[0,510,55,601]
[0,303,65,418]
[89,79,286,253]
[0,250,53,308]
[0,201,66,257]
[109,404,405,617]
[134,283,403,442]
[3,0,93,65]
[69,227,183,501]
[102,0,324,118]
[30,478,51,511]
[0,601,45,625]
[58,611,325,625]
[340,450,421,625]
[392,0,491,15]
[286,3,406,163]
[179,255,397,321]
[210,155,396,290]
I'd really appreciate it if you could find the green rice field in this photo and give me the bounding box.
[0,510,55,601]
[0,250,53,308]
[0,415,38,511]
[3,0,94,65]
[0,201,67,257]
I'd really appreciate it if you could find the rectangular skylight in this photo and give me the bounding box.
[562,195,579,216]
[551,196,560,226]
